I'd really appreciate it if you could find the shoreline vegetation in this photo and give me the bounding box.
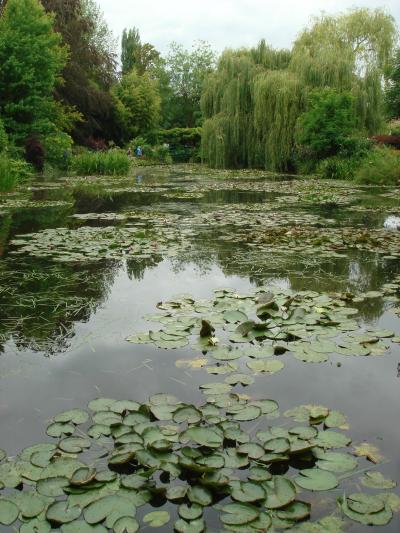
[0,2,399,192]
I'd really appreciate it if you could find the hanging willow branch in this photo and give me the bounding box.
[201,9,397,171]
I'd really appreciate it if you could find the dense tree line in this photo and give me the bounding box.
[0,0,399,183]
[0,0,216,164]
[201,8,398,172]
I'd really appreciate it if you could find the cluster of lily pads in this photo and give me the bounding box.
[243,226,400,259]
[0,394,398,532]
[9,225,192,263]
[127,286,397,370]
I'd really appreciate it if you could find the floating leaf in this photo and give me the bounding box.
[178,503,203,520]
[143,510,170,527]
[247,359,284,374]
[174,518,205,533]
[361,472,396,489]
[220,502,259,525]
[46,501,81,524]
[54,409,89,425]
[314,450,358,473]
[294,468,338,491]
[231,481,266,502]
[0,499,19,525]
[353,442,384,464]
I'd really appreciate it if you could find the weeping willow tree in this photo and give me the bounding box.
[201,8,397,171]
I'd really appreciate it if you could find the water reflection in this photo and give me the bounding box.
[0,169,399,531]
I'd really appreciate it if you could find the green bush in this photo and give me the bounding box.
[317,157,358,180]
[296,89,357,160]
[354,147,400,185]
[72,149,131,176]
[43,132,73,170]
[0,155,34,191]
[0,118,8,153]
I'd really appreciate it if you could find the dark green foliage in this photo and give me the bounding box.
[386,49,400,119]
[296,89,357,159]
[121,27,141,74]
[0,118,7,153]
[72,149,131,175]
[41,0,118,144]
[157,128,201,162]
[354,147,400,185]
[0,0,68,144]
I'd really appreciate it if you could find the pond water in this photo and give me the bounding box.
[0,165,399,532]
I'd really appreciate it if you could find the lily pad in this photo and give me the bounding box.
[143,510,170,527]
[294,468,338,491]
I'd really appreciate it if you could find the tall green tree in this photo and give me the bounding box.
[121,27,141,74]
[121,27,160,75]
[165,41,216,127]
[41,0,118,143]
[0,0,68,144]
[113,71,161,143]
[386,49,400,119]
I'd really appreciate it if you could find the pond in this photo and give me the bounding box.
[0,165,399,532]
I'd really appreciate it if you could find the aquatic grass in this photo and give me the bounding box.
[72,149,131,176]
[0,155,33,192]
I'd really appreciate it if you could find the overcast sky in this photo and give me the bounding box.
[97,0,400,55]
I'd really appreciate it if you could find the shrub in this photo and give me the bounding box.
[25,138,45,172]
[354,147,400,185]
[296,89,357,160]
[0,118,8,153]
[317,157,358,180]
[72,149,131,176]
[0,155,34,191]
[43,132,73,170]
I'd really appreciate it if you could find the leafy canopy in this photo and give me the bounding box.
[0,0,68,144]
[113,70,161,142]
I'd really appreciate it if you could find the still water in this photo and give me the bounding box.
[0,165,399,531]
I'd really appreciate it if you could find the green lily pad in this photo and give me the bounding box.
[183,427,223,448]
[61,522,107,533]
[46,501,81,524]
[224,374,254,386]
[361,471,397,489]
[54,409,89,425]
[231,481,266,502]
[341,494,392,526]
[112,517,139,533]
[143,510,170,527]
[276,501,311,521]
[37,476,69,497]
[174,518,205,533]
[247,359,284,374]
[0,499,19,525]
[220,502,259,525]
[178,503,203,520]
[264,477,296,509]
[20,519,52,532]
[294,468,338,491]
[312,430,351,449]
[314,451,358,473]
[84,495,135,525]
[188,485,212,506]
